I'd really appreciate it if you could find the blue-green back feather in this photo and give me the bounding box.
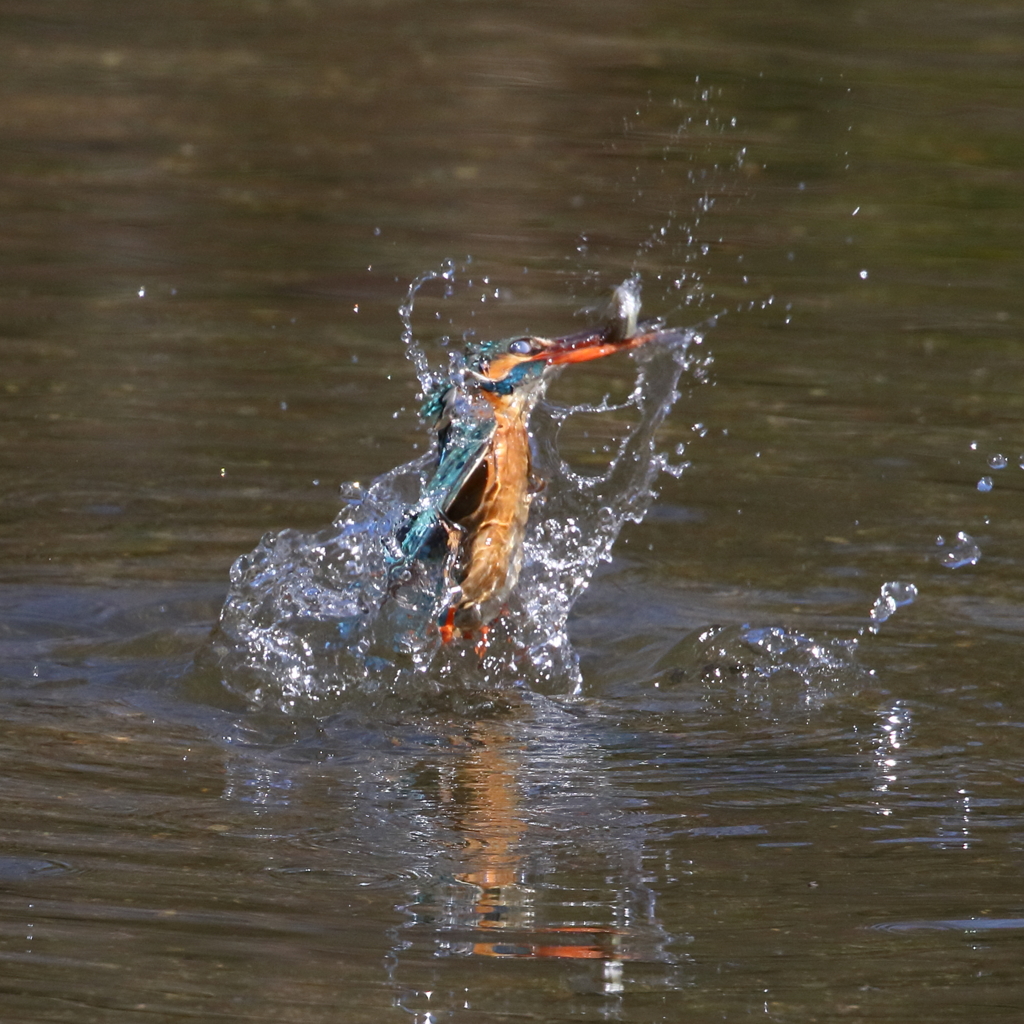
[398,388,497,561]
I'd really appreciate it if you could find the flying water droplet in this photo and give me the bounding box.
[977,476,993,492]
[988,453,1008,470]
[939,532,980,569]
[869,581,918,632]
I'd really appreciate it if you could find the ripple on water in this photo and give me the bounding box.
[0,856,71,882]
[870,917,1024,933]
[642,623,868,720]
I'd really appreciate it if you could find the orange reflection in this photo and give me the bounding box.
[449,722,622,961]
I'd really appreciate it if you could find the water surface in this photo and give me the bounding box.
[2,1,1024,1020]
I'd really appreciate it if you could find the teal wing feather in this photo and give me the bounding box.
[398,388,497,561]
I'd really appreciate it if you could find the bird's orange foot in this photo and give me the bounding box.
[439,607,457,644]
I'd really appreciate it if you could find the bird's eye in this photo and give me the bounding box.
[508,338,534,355]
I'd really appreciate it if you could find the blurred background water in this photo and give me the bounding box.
[3,1,1024,1020]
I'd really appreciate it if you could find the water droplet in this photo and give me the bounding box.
[137,286,145,297]
[977,476,993,492]
[869,580,918,629]
[939,532,980,569]
[858,269,869,280]
[989,453,1008,469]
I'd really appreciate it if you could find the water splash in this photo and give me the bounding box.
[397,261,464,396]
[647,624,864,718]
[211,281,700,710]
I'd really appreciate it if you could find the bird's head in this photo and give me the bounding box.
[419,279,658,419]
[466,279,649,396]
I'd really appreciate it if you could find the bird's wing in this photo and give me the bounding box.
[399,389,497,561]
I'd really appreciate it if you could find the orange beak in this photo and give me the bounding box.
[533,323,665,366]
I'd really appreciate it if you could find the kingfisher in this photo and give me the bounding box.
[394,280,669,644]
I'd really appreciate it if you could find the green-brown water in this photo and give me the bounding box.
[3,1,1024,1020]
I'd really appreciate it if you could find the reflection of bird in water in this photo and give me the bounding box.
[448,721,626,961]
[393,279,672,646]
